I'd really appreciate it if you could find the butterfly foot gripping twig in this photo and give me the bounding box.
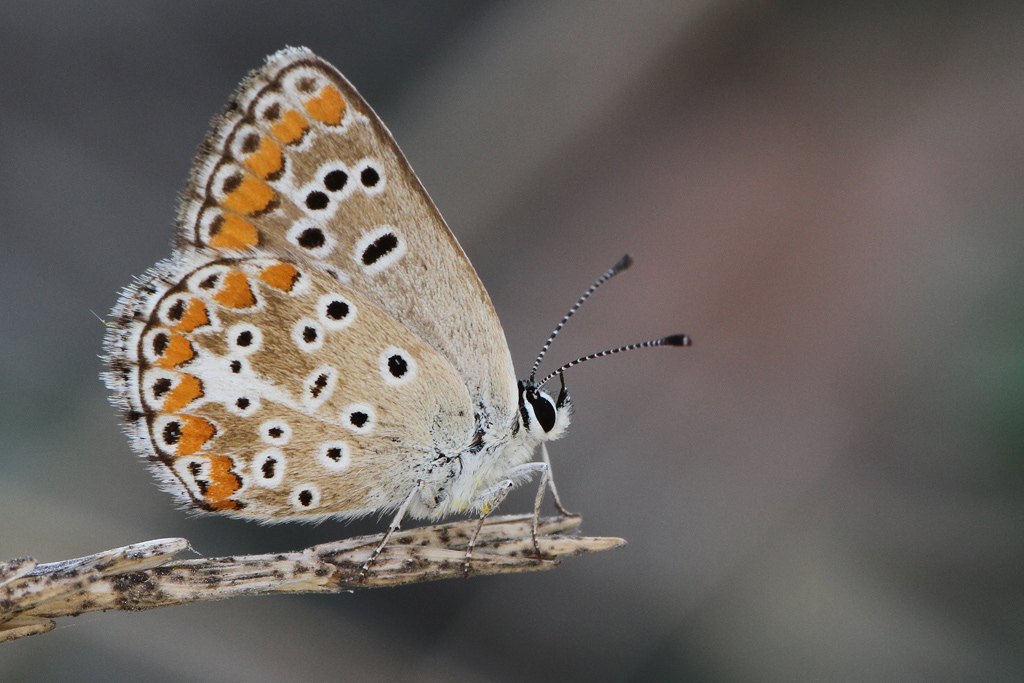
[359,481,424,581]
[463,479,516,577]
[540,443,578,519]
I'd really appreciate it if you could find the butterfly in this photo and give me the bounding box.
[104,47,689,571]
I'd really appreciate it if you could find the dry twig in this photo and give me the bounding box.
[0,514,622,643]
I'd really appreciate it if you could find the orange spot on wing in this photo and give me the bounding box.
[177,415,215,456]
[259,262,300,291]
[209,214,259,249]
[244,136,283,178]
[155,333,194,369]
[174,299,209,333]
[213,269,256,308]
[270,109,308,145]
[204,455,242,507]
[221,175,274,216]
[162,373,203,413]
[304,85,346,125]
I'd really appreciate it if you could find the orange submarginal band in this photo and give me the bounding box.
[270,110,308,145]
[259,262,300,291]
[162,374,203,413]
[244,136,283,178]
[174,299,210,332]
[221,175,275,216]
[176,415,215,456]
[155,333,195,369]
[209,213,260,250]
[203,455,242,509]
[213,269,256,308]
[304,85,346,125]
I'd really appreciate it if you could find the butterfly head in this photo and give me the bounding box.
[518,379,572,441]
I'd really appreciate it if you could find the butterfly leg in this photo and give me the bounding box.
[360,481,424,580]
[463,462,551,576]
[463,478,515,577]
[541,442,576,517]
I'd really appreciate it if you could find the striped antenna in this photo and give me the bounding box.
[529,254,633,383]
[537,334,692,388]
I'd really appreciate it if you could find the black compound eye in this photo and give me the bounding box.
[527,389,557,433]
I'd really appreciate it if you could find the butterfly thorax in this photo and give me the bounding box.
[413,381,571,518]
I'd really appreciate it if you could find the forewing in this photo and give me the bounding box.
[175,47,517,427]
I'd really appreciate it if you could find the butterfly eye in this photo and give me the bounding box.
[519,385,558,435]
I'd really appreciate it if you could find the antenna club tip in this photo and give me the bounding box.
[663,334,692,347]
[612,254,633,273]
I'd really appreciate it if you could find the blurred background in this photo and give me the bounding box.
[2,1,1022,681]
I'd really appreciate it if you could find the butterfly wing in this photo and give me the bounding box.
[105,48,524,518]
[176,47,517,429]
[107,253,477,518]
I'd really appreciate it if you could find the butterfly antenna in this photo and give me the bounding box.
[537,334,692,388]
[529,254,633,384]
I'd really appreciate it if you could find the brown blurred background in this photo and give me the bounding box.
[2,1,1022,681]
